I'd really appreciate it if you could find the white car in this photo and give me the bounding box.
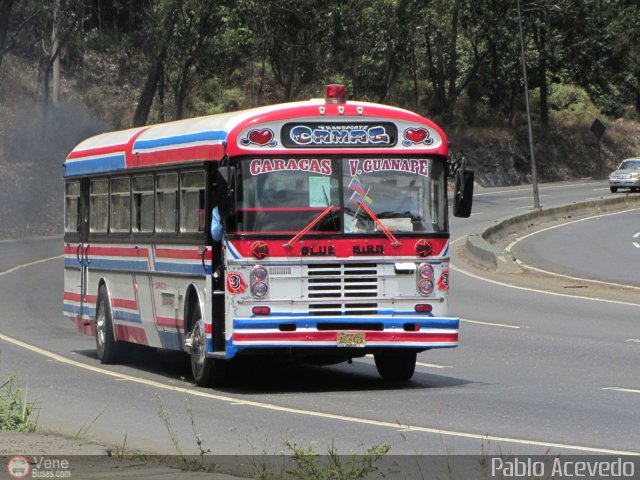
[609,158,640,192]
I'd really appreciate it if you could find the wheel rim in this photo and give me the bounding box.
[191,318,206,376]
[96,301,106,354]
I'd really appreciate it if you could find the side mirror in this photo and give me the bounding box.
[215,166,236,217]
[453,168,474,218]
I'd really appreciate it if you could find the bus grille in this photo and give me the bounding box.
[307,263,378,299]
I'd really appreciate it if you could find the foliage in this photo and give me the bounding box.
[255,441,392,480]
[0,375,37,432]
[0,0,638,127]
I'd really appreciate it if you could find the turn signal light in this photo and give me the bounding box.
[414,304,433,313]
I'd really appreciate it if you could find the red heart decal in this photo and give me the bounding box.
[405,128,428,143]
[248,129,273,145]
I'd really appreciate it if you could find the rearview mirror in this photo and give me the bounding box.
[215,166,236,217]
[453,168,474,218]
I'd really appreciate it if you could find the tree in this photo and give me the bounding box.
[132,0,181,127]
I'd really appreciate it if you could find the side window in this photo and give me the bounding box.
[156,173,178,233]
[90,178,109,233]
[110,177,131,233]
[133,175,154,232]
[65,181,80,233]
[180,171,205,232]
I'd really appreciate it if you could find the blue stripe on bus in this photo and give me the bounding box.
[154,262,204,274]
[113,310,142,323]
[87,258,147,271]
[64,154,126,177]
[134,130,227,150]
[63,303,96,317]
[233,317,459,330]
[157,331,182,350]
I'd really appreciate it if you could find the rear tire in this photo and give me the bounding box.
[189,310,228,387]
[374,350,417,381]
[95,285,125,364]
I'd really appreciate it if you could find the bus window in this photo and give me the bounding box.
[65,181,80,233]
[110,177,131,233]
[180,171,205,233]
[156,173,178,233]
[90,178,108,233]
[133,175,154,232]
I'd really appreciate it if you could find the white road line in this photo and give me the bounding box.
[450,261,640,308]
[461,318,522,329]
[603,387,640,395]
[1,331,638,456]
[515,261,640,292]
[415,361,452,369]
[506,207,640,252]
[0,254,63,277]
[626,339,640,343]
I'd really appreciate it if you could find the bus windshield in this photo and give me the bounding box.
[235,157,447,235]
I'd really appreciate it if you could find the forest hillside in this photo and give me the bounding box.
[1,0,639,238]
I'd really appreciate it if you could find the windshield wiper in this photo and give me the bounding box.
[284,206,335,248]
[353,198,401,247]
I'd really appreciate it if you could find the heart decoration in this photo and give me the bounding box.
[247,129,274,146]
[404,127,428,144]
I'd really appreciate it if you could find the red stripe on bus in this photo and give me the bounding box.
[238,207,341,212]
[135,144,225,165]
[115,324,148,345]
[233,332,458,343]
[154,247,202,260]
[112,298,138,310]
[155,316,185,329]
[63,292,97,304]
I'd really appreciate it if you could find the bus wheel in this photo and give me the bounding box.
[189,312,227,387]
[95,286,124,364]
[374,350,417,382]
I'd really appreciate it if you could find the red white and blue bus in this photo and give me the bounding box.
[63,85,473,386]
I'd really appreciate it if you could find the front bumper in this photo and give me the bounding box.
[221,315,459,358]
[610,179,640,188]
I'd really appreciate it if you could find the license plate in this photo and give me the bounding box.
[337,332,366,347]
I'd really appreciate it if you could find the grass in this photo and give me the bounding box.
[0,375,37,432]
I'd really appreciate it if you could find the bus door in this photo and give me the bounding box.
[75,178,90,326]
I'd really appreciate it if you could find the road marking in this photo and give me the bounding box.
[603,387,640,395]
[450,261,640,308]
[633,232,640,249]
[415,361,452,369]
[0,254,63,277]
[627,339,640,343]
[461,318,523,329]
[1,331,638,456]
[514,261,640,292]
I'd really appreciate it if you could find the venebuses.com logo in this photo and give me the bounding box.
[6,455,71,478]
[6,456,30,479]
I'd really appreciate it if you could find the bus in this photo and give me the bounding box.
[63,84,473,386]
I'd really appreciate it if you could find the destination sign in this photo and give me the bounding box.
[281,123,397,148]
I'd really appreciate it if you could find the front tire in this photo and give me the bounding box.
[610,186,618,193]
[95,285,125,364]
[189,311,228,387]
[374,350,417,381]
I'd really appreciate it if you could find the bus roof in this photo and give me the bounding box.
[64,98,448,177]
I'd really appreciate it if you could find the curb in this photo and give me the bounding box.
[464,194,640,272]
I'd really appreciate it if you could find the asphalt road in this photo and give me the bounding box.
[1,179,639,462]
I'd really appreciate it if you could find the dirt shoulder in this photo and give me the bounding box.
[0,432,246,479]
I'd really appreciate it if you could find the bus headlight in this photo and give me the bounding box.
[250,265,269,298]
[417,263,434,296]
